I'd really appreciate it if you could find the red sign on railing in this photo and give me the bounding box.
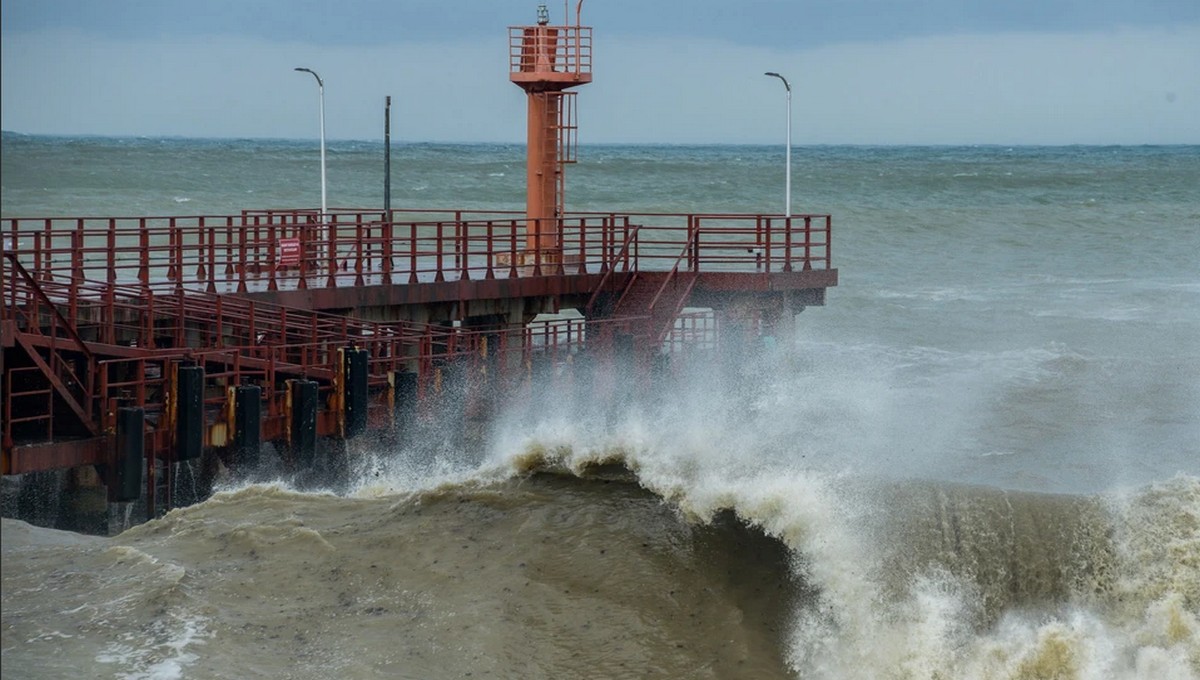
[278,238,301,267]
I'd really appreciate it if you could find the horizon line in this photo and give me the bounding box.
[3,131,1198,149]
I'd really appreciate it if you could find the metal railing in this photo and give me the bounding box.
[509,25,593,77]
[3,210,831,294]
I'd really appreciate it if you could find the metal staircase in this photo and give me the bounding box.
[2,254,99,439]
[610,268,698,349]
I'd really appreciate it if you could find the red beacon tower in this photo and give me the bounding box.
[509,2,592,263]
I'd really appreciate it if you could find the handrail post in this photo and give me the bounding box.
[598,215,610,275]
[224,218,236,281]
[216,296,224,348]
[382,217,394,285]
[756,215,764,269]
[409,222,419,284]
[630,218,638,273]
[354,219,365,286]
[41,219,54,282]
[434,222,446,282]
[783,215,794,272]
[689,215,699,272]
[237,219,249,293]
[458,219,470,281]
[70,224,82,323]
[106,218,117,286]
[267,222,279,291]
[555,218,565,277]
[532,231,543,277]
[619,217,628,272]
[144,292,155,349]
[103,280,115,345]
[577,218,587,275]
[296,215,309,289]
[825,215,832,269]
[32,226,45,282]
[764,216,773,273]
[325,214,338,288]
[174,218,186,294]
[485,221,495,280]
[454,211,463,274]
[251,216,263,274]
[802,216,812,271]
[166,218,178,282]
[205,218,217,292]
[509,221,519,279]
[195,216,208,285]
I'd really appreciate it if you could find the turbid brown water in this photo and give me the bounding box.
[3,456,1197,679]
[2,469,806,679]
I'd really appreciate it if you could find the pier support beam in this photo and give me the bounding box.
[288,379,319,469]
[340,347,369,439]
[174,363,204,462]
[232,385,261,470]
[112,406,144,504]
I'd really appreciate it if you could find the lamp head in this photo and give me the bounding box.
[764,71,791,91]
[294,67,323,87]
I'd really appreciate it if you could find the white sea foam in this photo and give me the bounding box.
[478,416,1200,680]
[874,286,988,303]
[96,614,209,680]
[1031,305,1150,322]
[439,345,1200,680]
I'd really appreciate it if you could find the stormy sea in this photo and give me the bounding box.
[2,135,1198,679]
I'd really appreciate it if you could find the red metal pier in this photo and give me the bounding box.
[0,6,837,524]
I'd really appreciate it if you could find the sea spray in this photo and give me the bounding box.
[474,413,1198,680]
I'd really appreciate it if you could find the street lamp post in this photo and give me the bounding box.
[764,72,791,218]
[294,67,327,219]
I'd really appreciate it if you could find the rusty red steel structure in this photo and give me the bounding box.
[1,211,833,483]
[509,1,592,256]
[4,245,672,518]
[0,6,838,519]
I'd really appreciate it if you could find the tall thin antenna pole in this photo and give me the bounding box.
[384,96,392,216]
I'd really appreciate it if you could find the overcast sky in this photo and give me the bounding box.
[2,0,1198,144]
